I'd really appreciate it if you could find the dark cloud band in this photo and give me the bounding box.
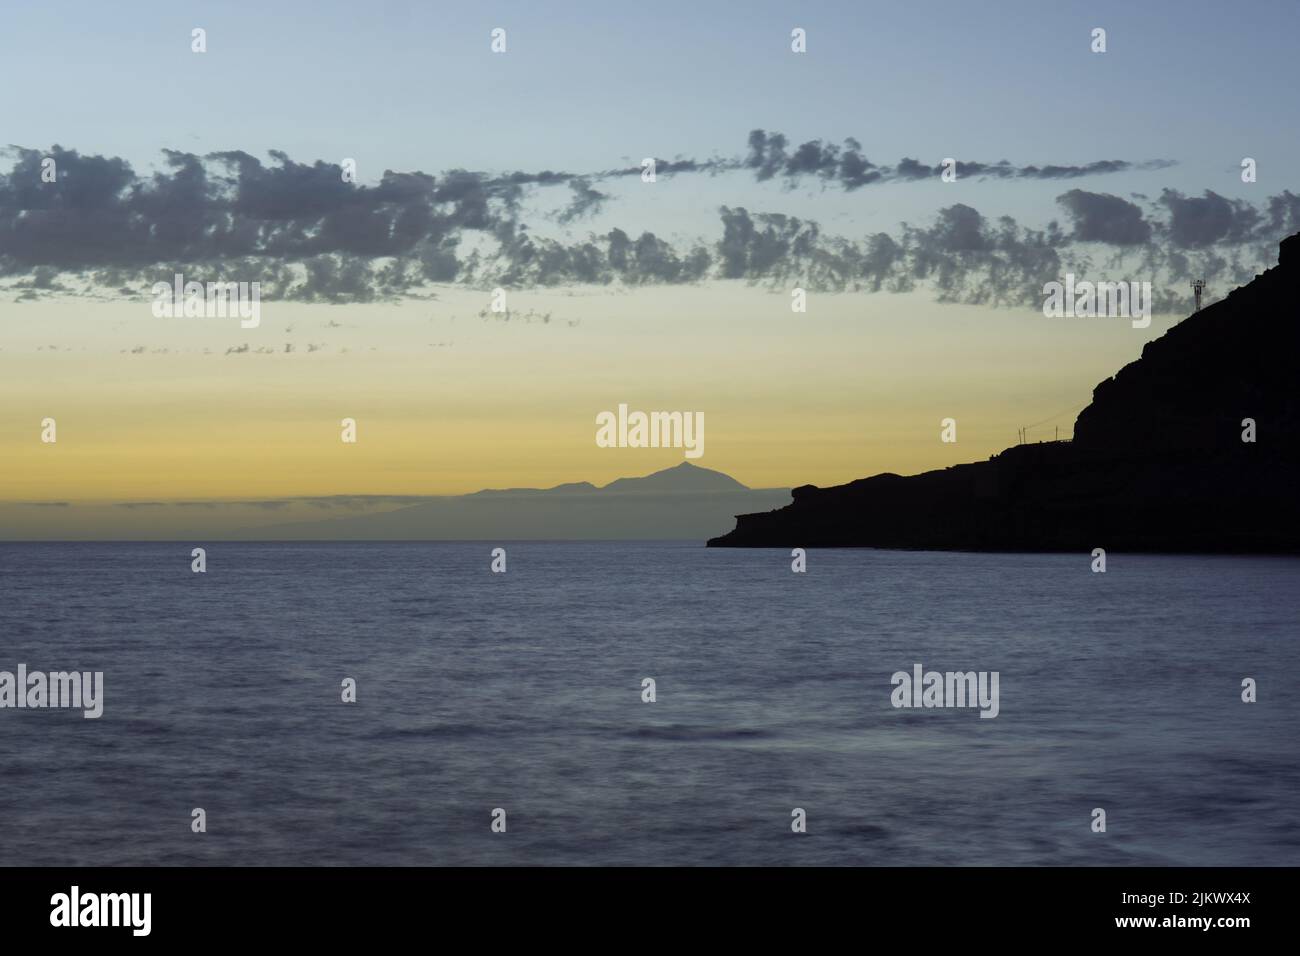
[1,141,1292,312]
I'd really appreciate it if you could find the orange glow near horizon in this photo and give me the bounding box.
[0,286,1165,524]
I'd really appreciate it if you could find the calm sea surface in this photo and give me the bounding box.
[1,542,1297,866]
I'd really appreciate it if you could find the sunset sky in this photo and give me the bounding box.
[2,0,1298,537]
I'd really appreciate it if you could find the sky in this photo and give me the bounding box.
[2,0,1299,537]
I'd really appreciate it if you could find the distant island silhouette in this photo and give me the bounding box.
[242,462,788,541]
[710,232,1300,553]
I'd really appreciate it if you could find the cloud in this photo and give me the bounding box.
[0,139,1287,313]
[1057,189,1153,245]
[1159,189,1261,247]
[0,134,1170,295]
[556,179,609,223]
[705,195,1282,311]
[740,131,1164,190]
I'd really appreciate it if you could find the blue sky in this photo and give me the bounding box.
[3,0,1298,316]
[3,0,1296,191]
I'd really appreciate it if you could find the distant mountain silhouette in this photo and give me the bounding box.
[602,461,748,494]
[710,232,1300,553]
[468,462,747,497]
[246,462,788,540]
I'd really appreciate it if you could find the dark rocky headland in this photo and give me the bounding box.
[709,233,1300,552]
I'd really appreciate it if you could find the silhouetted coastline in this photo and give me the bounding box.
[710,233,1300,552]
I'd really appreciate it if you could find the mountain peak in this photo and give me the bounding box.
[601,461,748,493]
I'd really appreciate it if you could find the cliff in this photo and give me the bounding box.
[708,233,1300,552]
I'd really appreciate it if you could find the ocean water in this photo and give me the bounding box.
[0,541,1297,867]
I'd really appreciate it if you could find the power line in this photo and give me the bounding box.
[1022,400,1087,432]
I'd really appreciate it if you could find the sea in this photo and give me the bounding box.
[1,541,1297,866]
